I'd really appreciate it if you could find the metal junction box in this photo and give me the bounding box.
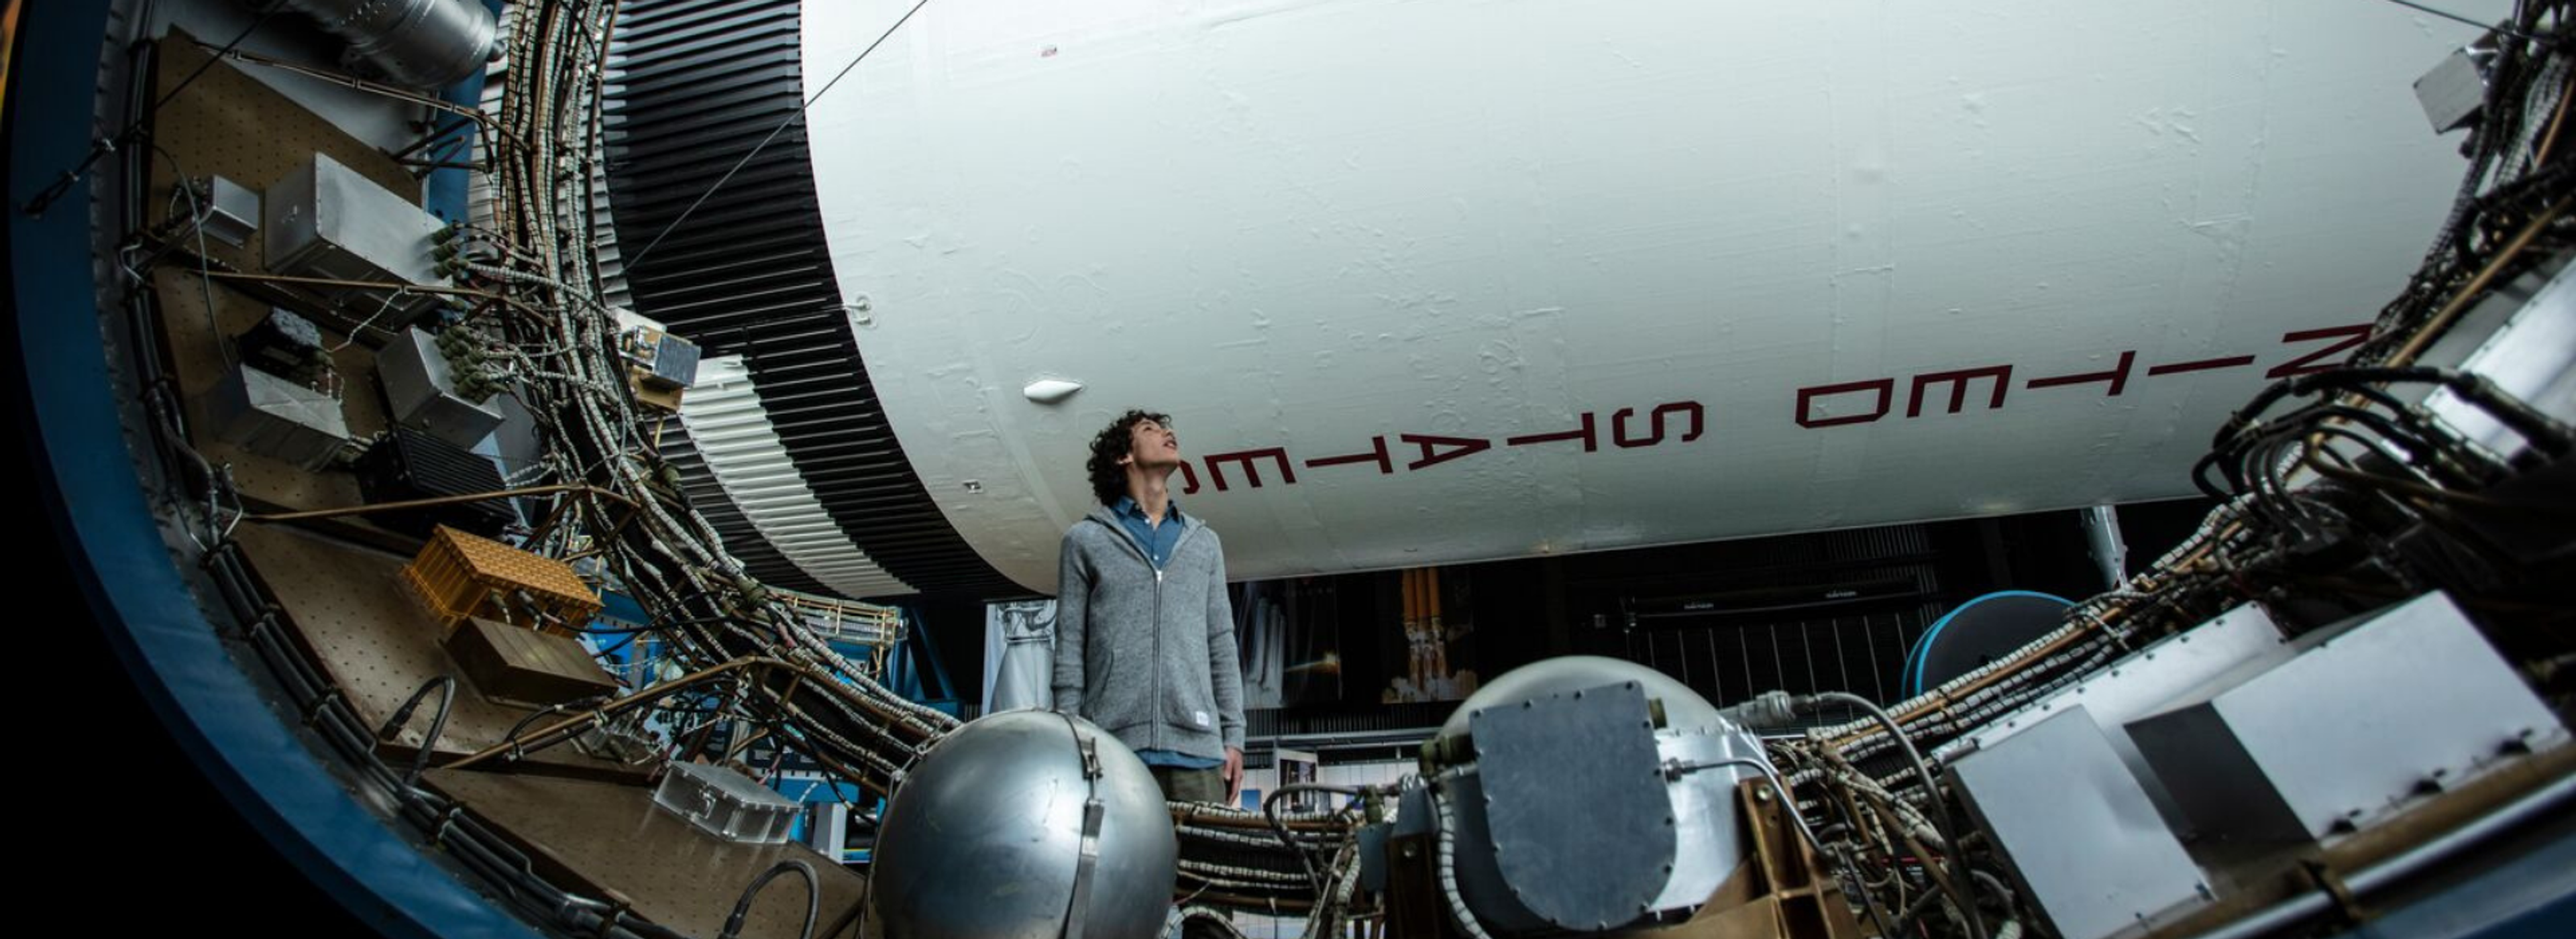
[2415,46,2492,133]
[653,761,800,844]
[201,174,261,247]
[378,327,504,447]
[206,362,349,470]
[264,152,444,325]
[1949,706,2209,939]
[2126,592,2567,845]
[1939,604,2292,830]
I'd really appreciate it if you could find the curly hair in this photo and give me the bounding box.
[1085,409,1173,506]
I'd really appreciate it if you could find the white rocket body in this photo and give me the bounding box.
[798,0,2499,592]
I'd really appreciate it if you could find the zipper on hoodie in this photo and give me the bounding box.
[1096,515,1191,753]
[1160,525,1201,754]
[1150,551,1162,752]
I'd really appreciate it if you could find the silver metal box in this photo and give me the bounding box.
[652,761,799,844]
[378,327,504,448]
[2416,46,2491,133]
[2126,592,2567,844]
[206,363,349,470]
[1949,706,2210,939]
[263,152,443,324]
[802,799,847,857]
[202,175,260,247]
[1939,604,2292,829]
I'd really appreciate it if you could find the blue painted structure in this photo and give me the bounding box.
[420,0,501,227]
[6,5,532,934]
[8,4,2568,936]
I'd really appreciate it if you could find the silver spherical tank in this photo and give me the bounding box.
[1432,656,1772,935]
[1437,655,1729,738]
[864,710,1177,939]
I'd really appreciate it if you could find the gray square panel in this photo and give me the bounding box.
[1950,706,2208,939]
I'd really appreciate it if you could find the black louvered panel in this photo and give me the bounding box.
[657,425,837,598]
[606,0,1016,598]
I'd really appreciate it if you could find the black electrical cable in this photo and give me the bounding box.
[2202,378,2518,502]
[391,111,483,160]
[594,629,646,660]
[2376,0,2557,46]
[719,860,820,939]
[377,675,459,789]
[2229,368,2573,457]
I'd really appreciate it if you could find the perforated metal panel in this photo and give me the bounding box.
[427,770,867,939]
[232,524,645,781]
[146,35,407,524]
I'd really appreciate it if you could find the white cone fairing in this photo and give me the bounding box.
[803,0,2503,593]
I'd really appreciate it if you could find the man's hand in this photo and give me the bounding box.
[1223,747,1245,805]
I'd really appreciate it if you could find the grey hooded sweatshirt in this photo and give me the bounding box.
[1051,505,1246,761]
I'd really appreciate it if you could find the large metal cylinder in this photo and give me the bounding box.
[779,1,2487,596]
[280,0,496,89]
[865,710,1177,939]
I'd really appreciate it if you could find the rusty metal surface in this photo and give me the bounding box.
[427,769,867,939]
[232,522,641,781]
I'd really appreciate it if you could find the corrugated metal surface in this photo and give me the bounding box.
[679,356,913,599]
[655,425,837,599]
[602,0,1014,598]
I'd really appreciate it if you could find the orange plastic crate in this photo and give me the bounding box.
[401,526,601,636]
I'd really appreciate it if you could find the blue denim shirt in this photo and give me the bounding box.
[1112,496,1224,769]
[1112,496,1185,569]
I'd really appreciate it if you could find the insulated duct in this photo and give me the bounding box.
[278,0,496,89]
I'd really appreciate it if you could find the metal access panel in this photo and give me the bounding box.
[1468,680,1674,934]
[264,151,443,323]
[2127,592,2568,844]
[1949,706,2209,939]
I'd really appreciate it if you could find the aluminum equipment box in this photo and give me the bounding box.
[264,152,444,325]
[378,326,504,447]
[1949,706,2210,939]
[2127,592,2567,844]
[653,761,800,844]
[205,362,349,470]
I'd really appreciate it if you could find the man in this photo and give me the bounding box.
[1053,410,1247,804]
